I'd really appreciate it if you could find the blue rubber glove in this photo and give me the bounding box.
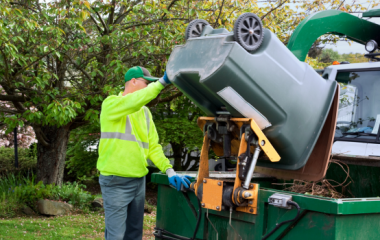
[159,71,171,86]
[166,169,191,191]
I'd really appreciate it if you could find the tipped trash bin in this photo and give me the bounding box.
[166,15,338,180]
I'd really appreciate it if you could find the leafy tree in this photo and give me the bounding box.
[65,122,100,180]
[319,48,342,63]
[0,0,375,183]
[152,95,204,171]
[0,0,189,184]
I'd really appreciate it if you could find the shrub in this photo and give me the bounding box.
[14,181,55,209]
[0,146,37,174]
[0,172,34,217]
[14,181,95,210]
[0,173,95,216]
[65,124,99,180]
[51,182,95,209]
[65,140,98,179]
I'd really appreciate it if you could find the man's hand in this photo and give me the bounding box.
[166,168,191,191]
[158,71,171,86]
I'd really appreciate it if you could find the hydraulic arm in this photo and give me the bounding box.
[190,116,280,214]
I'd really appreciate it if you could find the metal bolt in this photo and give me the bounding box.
[218,182,222,186]
[203,179,207,183]
[249,208,254,213]
[244,192,252,198]
[261,140,265,146]
[249,201,253,205]
[202,203,205,207]
[216,206,220,210]
[250,184,254,188]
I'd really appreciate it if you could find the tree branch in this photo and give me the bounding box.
[146,91,183,107]
[0,107,21,114]
[107,0,116,26]
[114,3,140,25]
[0,94,26,102]
[9,1,38,13]
[70,121,89,130]
[0,84,26,112]
[89,14,103,34]
[14,47,60,79]
[159,91,183,103]
[214,0,226,28]
[161,0,179,19]
[123,18,188,30]
[33,125,50,147]
[65,54,93,82]
[92,7,108,34]
[0,49,10,81]
[261,0,289,20]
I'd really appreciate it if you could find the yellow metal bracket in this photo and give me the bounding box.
[202,178,224,211]
[193,116,280,215]
[249,118,280,162]
[236,183,259,214]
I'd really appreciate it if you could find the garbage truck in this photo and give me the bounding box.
[152,9,380,240]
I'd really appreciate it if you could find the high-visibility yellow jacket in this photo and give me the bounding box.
[97,81,172,177]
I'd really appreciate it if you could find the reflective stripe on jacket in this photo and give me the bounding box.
[97,81,172,178]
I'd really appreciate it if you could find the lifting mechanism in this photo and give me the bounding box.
[190,114,280,215]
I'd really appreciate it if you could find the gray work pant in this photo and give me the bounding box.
[99,174,146,240]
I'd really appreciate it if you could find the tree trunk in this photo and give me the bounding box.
[36,125,71,185]
[171,142,184,171]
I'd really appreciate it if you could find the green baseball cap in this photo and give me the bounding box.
[124,66,159,82]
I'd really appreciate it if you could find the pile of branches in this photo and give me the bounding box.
[279,159,352,199]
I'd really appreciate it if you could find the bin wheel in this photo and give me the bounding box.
[234,13,264,51]
[185,19,210,40]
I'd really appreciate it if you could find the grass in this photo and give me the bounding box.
[143,212,157,240]
[0,208,157,239]
[0,172,158,239]
[0,212,105,239]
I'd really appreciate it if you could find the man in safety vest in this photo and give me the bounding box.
[97,66,191,240]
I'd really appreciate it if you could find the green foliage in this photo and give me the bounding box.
[14,181,55,207]
[51,182,95,209]
[14,181,94,210]
[65,124,99,179]
[319,48,343,63]
[152,95,203,170]
[0,0,370,131]
[154,95,203,150]
[0,173,95,217]
[156,117,203,151]
[0,172,34,217]
[0,146,37,173]
[0,0,375,182]
[339,52,369,63]
[309,48,369,67]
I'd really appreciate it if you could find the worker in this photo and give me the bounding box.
[97,66,191,240]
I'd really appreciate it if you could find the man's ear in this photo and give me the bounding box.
[130,78,137,85]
